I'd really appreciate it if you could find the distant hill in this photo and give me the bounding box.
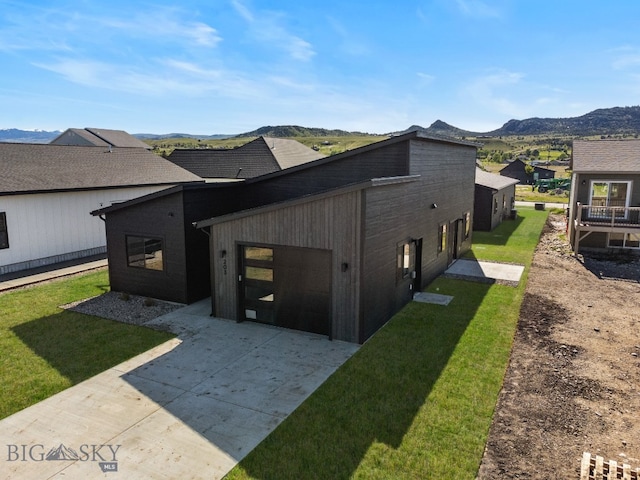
[402,106,640,138]
[489,106,640,136]
[0,129,61,143]
[396,121,482,138]
[234,125,369,138]
[134,133,233,140]
[4,106,640,145]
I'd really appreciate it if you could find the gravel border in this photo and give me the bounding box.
[61,291,184,326]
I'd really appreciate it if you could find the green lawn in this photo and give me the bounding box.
[226,207,548,479]
[0,270,174,419]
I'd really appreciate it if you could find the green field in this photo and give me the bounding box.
[145,135,385,157]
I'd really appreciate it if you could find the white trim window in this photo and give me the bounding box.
[0,212,8,249]
[588,180,632,219]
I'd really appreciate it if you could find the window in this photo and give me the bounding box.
[493,198,498,214]
[589,181,632,218]
[0,212,8,249]
[438,223,447,254]
[464,212,471,239]
[608,232,640,249]
[397,241,413,281]
[126,236,164,271]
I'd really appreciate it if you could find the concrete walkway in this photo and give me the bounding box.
[0,257,108,292]
[444,258,525,286]
[0,299,359,479]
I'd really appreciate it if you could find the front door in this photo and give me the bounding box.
[412,238,423,292]
[448,219,463,266]
[239,245,275,324]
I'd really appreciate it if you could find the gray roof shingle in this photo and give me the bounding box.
[572,139,640,173]
[51,128,151,149]
[167,136,324,179]
[0,143,203,194]
[475,168,519,190]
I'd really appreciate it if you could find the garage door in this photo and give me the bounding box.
[239,245,332,336]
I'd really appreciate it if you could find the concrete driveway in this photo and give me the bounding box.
[0,299,359,479]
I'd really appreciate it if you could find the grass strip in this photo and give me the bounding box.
[0,270,174,419]
[226,207,548,479]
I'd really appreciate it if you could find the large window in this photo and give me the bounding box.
[589,181,632,218]
[396,241,414,282]
[464,211,471,239]
[126,236,164,271]
[437,223,447,254]
[0,212,8,249]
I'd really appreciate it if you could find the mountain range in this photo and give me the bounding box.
[2,106,640,143]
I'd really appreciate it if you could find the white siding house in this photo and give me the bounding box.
[0,143,202,275]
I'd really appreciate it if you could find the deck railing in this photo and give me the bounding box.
[576,203,640,228]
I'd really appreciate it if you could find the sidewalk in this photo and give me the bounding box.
[515,200,568,210]
[0,256,108,292]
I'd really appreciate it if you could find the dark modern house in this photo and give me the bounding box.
[474,168,519,231]
[94,131,478,342]
[167,136,325,180]
[499,158,555,184]
[568,139,640,253]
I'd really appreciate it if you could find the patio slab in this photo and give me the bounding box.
[444,258,525,286]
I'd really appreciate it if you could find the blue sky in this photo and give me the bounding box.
[1,0,640,135]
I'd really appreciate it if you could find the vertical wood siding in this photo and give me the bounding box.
[210,190,362,342]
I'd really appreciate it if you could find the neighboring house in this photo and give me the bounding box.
[474,168,519,231]
[0,144,202,275]
[568,139,640,253]
[167,136,325,180]
[500,159,555,184]
[51,128,151,149]
[93,131,478,343]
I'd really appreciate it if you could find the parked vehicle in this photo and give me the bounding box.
[533,178,571,193]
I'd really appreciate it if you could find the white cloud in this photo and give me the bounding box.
[326,16,370,56]
[455,0,502,19]
[462,70,527,116]
[417,72,435,86]
[231,0,315,61]
[0,5,221,54]
[35,54,312,102]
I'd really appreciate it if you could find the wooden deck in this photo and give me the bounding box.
[573,203,640,253]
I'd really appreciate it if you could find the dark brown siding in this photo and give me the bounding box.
[106,192,189,303]
[473,185,494,231]
[474,185,515,231]
[360,139,476,341]
[243,141,409,206]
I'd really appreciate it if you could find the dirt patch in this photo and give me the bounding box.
[478,214,640,479]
